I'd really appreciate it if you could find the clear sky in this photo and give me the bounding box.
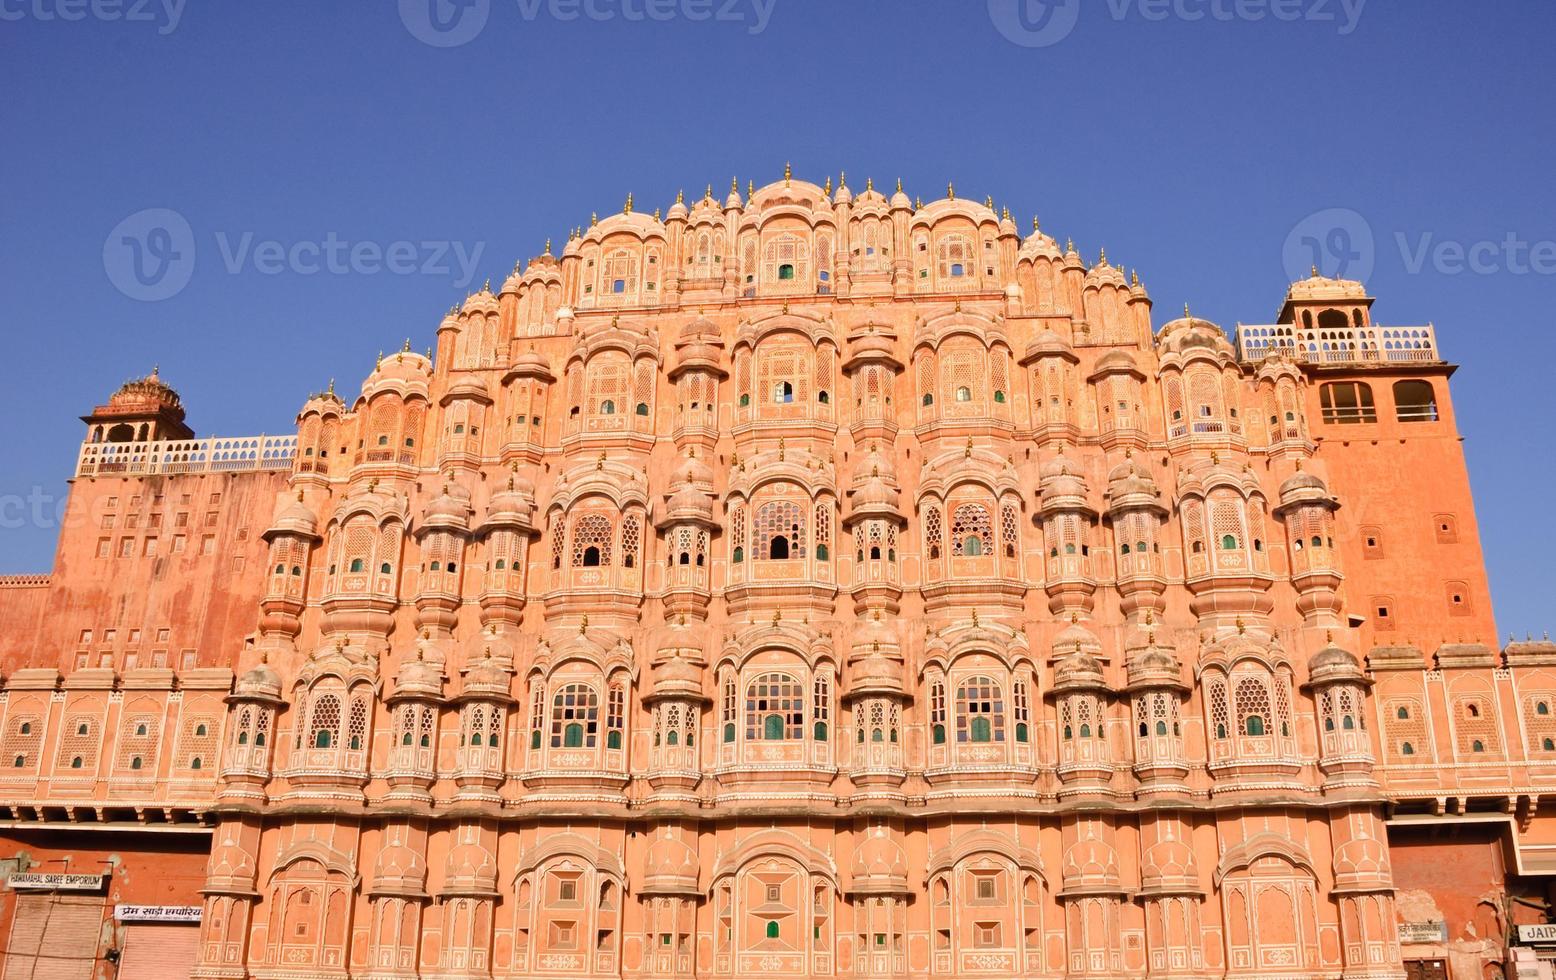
[1,0,1551,639]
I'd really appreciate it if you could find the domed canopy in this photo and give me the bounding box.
[850,827,909,895]
[234,659,283,701]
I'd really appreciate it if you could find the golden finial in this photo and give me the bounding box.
[1124,447,1133,459]
[954,299,962,313]
[1033,216,1041,232]
[778,437,786,461]
[1099,247,1107,265]
[866,176,874,192]
[403,337,412,353]
[1144,610,1154,626]
[425,347,433,360]
[1311,265,1319,277]
[544,237,552,255]
[1326,630,1335,644]
[1236,617,1246,635]
[823,175,832,195]
[1295,458,1304,471]
[964,437,974,459]
[731,175,739,195]
[1131,269,1140,286]
[784,161,792,185]
[985,195,994,209]
[1065,237,1074,252]
[296,490,304,503]
[772,609,782,626]
[895,177,902,193]
[653,207,661,221]
[1002,205,1010,221]
[376,350,383,368]
[597,452,606,471]
[579,615,589,634]
[1211,451,1220,465]
[590,212,598,227]
[1071,611,1080,625]
[839,170,847,187]
[915,196,923,209]
[1184,303,1192,318]
[971,609,980,627]
[367,478,379,493]
[624,192,634,215]
[748,179,755,198]
[676,188,685,204]
[946,181,955,200]
[612,314,620,328]
[326,378,335,396]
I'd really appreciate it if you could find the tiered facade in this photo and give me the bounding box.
[0,173,1543,980]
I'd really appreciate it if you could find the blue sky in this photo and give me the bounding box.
[1,0,1552,638]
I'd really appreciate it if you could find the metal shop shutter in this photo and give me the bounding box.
[118,923,202,980]
[2,893,104,980]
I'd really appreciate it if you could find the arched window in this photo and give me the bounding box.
[930,680,947,745]
[755,500,804,560]
[813,674,830,742]
[571,514,613,568]
[778,263,795,281]
[601,399,616,415]
[774,381,794,404]
[951,504,992,558]
[956,677,1006,744]
[746,673,803,741]
[955,386,972,402]
[550,684,600,749]
[310,694,340,750]
[1394,380,1439,422]
[1235,677,1271,737]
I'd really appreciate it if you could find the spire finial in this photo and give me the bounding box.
[590,211,598,226]
[947,181,955,200]
[1184,303,1192,318]
[985,195,994,209]
[972,609,980,628]
[896,176,902,193]
[839,170,846,187]
[866,176,874,192]
[653,207,661,221]
[403,337,412,353]
[1033,215,1041,232]
[326,378,335,396]
[784,161,792,185]
[1312,264,1320,277]
[731,176,738,194]
[544,237,552,255]
[624,192,633,215]
[676,188,684,204]
[1236,617,1246,635]
[823,175,832,195]
[1099,247,1107,265]
[705,183,713,200]
[748,179,754,198]
[579,614,588,635]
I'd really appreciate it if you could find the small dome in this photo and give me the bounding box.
[674,452,715,488]
[268,492,319,539]
[1107,454,1154,486]
[1156,313,1235,357]
[461,654,511,699]
[235,659,282,699]
[1054,650,1106,690]
[1309,643,1361,673]
[422,483,472,530]
[485,477,534,528]
[664,482,715,523]
[508,347,552,378]
[665,193,690,221]
[1280,469,1328,497]
[393,653,443,699]
[1024,328,1074,362]
[461,287,500,316]
[1092,349,1139,375]
[852,828,909,885]
[644,832,700,893]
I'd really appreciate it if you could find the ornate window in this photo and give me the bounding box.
[924,506,943,560]
[550,684,600,749]
[1235,677,1271,737]
[812,674,831,741]
[745,673,803,741]
[571,514,614,568]
[607,683,625,750]
[930,680,947,745]
[951,503,993,557]
[956,677,1006,744]
[755,501,805,560]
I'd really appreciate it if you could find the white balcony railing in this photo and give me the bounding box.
[75,435,297,479]
[1236,324,1441,365]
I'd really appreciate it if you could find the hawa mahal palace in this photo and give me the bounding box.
[0,171,1546,980]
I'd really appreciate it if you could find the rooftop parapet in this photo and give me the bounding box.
[1236,323,1441,366]
[75,435,297,479]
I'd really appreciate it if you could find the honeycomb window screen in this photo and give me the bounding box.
[951,504,992,557]
[571,515,614,568]
[1452,696,1501,757]
[550,519,566,570]
[1164,375,1184,422]
[1208,679,1230,740]
[1524,694,1556,753]
[755,500,805,560]
[346,698,368,753]
[620,516,641,568]
[745,673,803,741]
[924,507,944,558]
[310,694,342,749]
[550,684,600,749]
[56,715,100,771]
[1000,505,1019,557]
[2,711,43,770]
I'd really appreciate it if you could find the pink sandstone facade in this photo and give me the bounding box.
[0,173,1548,980]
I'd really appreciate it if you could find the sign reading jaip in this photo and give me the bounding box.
[6,873,106,891]
[115,905,203,923]
[1517,923,1556,944]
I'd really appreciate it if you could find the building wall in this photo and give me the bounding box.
[0,177,1544,980]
